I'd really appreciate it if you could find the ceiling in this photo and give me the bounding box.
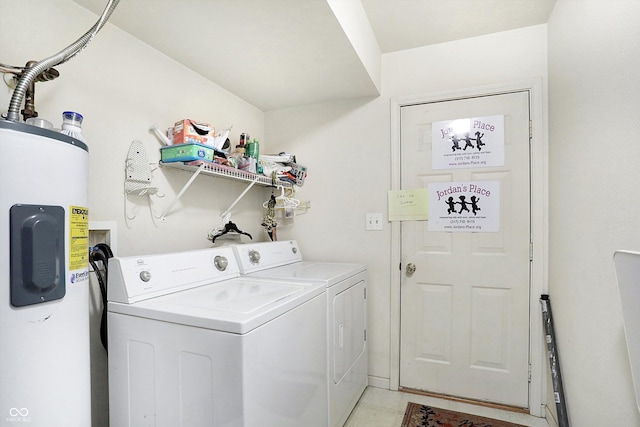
[361,0,556,53]
[72,0,556,111]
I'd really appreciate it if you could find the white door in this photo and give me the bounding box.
[399,91,531,408]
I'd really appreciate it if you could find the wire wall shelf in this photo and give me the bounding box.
[158,161,292,221]
[160,161,292,187]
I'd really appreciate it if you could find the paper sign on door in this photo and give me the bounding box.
[428,181,500,232]
[432,115,504,170]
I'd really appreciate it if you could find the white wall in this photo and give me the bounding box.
[547,0,640,425]
[266,24,548,392]
[1,2,268,426]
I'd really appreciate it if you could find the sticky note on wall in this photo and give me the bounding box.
[387,189,428,221]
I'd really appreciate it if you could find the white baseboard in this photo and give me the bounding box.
[367,375,390,390]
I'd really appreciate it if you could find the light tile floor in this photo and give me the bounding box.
[344,387,551,427]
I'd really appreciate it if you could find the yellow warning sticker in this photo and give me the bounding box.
[69,206,89,271]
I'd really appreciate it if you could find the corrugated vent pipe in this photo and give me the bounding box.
[5,0,121,122]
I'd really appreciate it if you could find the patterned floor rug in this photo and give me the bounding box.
[401,402,527,427]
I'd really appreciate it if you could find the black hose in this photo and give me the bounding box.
[89,244,113,353]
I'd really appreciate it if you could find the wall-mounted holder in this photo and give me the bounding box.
[124,140,163,222]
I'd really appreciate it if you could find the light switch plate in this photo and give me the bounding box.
[365,213,383,231]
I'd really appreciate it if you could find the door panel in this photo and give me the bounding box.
[399,91,531,408]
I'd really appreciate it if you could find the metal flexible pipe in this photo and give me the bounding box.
[5,0,121,122]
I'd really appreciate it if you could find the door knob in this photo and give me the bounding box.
[406,263,416,276]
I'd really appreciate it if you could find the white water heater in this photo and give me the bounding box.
[0,120,91,426]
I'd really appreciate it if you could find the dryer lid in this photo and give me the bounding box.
[247,261,366,287]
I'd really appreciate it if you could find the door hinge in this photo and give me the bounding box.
[529,242,534,261]
[364,329,367,342]
[528,363,532,382]
[364,288,367,299]
[529,120,533,140]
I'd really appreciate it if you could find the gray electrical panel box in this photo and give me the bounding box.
[10,204,66,306]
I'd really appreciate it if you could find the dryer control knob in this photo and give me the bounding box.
[249,250,260,264]
[139,270,151,282]
[214,255,228,271]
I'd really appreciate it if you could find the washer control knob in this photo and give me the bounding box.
[139,270,151,282]
[249,250,260,264]
[292,247,298,254]
[214,256,229,271]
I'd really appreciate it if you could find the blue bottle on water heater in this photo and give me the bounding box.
[60,111,85,142]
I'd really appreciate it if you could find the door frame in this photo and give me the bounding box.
[389,79,547,417]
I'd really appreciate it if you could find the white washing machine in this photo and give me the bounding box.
[232,240,367,427]
[107,246,328,427]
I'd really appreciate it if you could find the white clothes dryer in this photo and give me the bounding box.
[232,240,367,427]
[107,246,328,427]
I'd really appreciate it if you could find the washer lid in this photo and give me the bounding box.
[247,261,366,287]
[108,277,324,334]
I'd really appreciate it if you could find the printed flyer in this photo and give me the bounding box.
[432,115,504,170]
[428,181,500,232]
